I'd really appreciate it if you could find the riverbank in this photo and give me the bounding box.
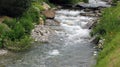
[0,0,53,52]
[1,0,119,67]
[92,1,120,67]
[0,0,88,54]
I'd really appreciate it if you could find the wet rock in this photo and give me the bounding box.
[80,13,96,17]
[89,20,98,29]
[57,6,62,9]
[42,9,55,19]
[84,8,92,12]
[90,35,100,44]
[45,19,60,26]
[31,25,52,42]
[98,39,105,49]
[0,50,8,55]
[42,2,51,10]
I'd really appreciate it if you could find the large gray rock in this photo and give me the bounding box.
[45,19,60,26]
[31,25,51,42]
[42,9,55,19]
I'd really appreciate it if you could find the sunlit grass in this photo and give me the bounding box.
[92,2,120,67]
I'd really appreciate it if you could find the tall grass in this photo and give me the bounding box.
[92,2,120,67]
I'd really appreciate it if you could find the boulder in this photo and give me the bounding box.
[42,9,55,19]
[31,25,51,42]
[45,19,60,26]
[84,8,92,12]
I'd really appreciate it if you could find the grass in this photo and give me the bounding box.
[92,2,120,67]
[96,33,120,67]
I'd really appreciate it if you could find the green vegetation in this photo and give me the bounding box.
[49,0,84,4]
[0,0,32,17]
[0,0,46,51]
[92,2,120,67]
[113,0,118,3]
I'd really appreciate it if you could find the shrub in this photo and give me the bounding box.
[0,0,32,17]
[5,36,32,52]
[112,0,118,3]
[22,6,40,24]
[13,23,25,39]
[2,18,17,29]
[0,16,34,50]
[32,2,44,11]
[20,18,34,35]
[0,23,11,48]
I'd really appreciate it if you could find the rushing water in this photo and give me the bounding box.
[0,9,97,67]
[0,0,110,67]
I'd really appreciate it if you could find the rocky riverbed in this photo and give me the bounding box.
[0,0,110,67]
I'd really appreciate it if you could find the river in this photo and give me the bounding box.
[0,0,110,67]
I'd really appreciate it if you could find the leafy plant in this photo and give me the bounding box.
[0,23,11,48]
[5,36,32,52]
[20,18,34,35]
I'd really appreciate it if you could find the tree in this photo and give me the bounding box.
[0,0,32,17]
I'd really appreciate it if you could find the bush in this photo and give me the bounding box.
[0,23,11,48]
[13,23,25,39]
[32,2,44,11]
[112,0,118,3]
[5,36,32,52]
[22,6,40,24]
[0,0,32,17]
[2,18,17,29]
[0,17,34,49]
[0,0,45,50]
[20,18,34,35]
